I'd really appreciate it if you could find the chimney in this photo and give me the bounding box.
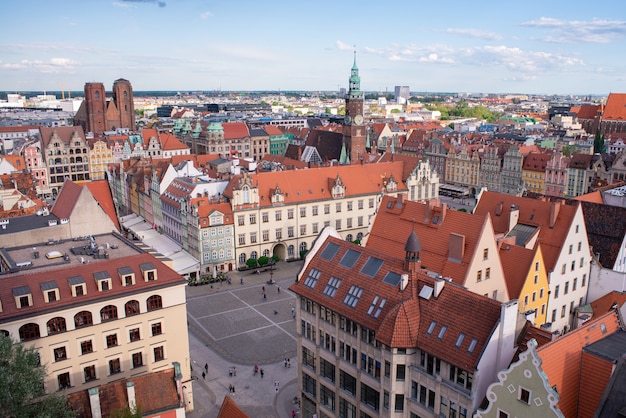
[549,201,560,228]
[433,276,445,298]
[448,233,465,261]
[88,387,102,418]
[126,382,136,412]
[495,201,503,216]
[508,205,519,231]
[396,193,404,207]
[399,274,409,291]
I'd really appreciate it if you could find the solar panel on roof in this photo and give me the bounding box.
[361,257,384,277]
[320,242,340,260]
[383,271,402,286]
[340,249,361,268]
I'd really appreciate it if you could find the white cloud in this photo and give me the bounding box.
[112,2,134,8]
[336,41,354,51]
[200,11,213,19]
[521,17,626,43]
[0,58,79,73]
[446,28,503,41]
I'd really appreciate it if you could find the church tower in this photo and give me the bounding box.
[342,50,366,164]
[82,82,106,133]
[112,78,136,130]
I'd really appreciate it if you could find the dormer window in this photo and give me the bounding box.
[94,271,112,292]
[41,281,60,303]
[68,276,86,297]
[13,286,32,309]
[139,263,157,282]
[118,267,135,286]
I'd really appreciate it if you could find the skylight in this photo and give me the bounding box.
[343,285,363,308]
[320,242,340,260]
[467,338,478,353]
[361,257,384,277]
[437,325,447,340]
[455,333,465,348]
[323,276,341,297]
[304,268,321,288]
[427,321,436,335]
[367,296,386,318]
[383,271,402,286]
[340,249,361,268]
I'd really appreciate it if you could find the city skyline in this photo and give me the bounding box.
[2,0,626,95]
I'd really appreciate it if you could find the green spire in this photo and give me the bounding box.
[348,47,361,98]
[339,142,348,165]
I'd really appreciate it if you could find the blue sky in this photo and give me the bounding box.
[2,0,626,95]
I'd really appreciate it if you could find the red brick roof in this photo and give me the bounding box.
[223,122,250,140]
[85,180,120,230]
[262,125,283,136]
[474,191,579,272]
[602,93,626,120]
[51,179,83,219]
[522,151,552,172]
[160,132,189,151]
[291,235,503,371]
[537,310,621,418]
[576,104,601,120]
[591,291,626,316]
[67,367,181,417]
[499,244,535,299]
[367,196,491,286]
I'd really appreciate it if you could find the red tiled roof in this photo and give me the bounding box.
[574,191,603,203]
[263,125,283,136]
[39,126,86,147]
[86,180,120,230]
[223,122,250,140]
[602,93,626,120]
[217,395,250,418]
[537,310,621,418]
[499,244,535,299]
[367,196,491,286]
[160,132,189,151]
[474,191,579,272]
[590,291,626,316]
[576,104,601,120]
[291,235,503,371]
[51,179,83,219]
[377,153,422,180]
[67,368,181,417]
[522,152,552,172]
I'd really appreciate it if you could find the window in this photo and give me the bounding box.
[80,340,93,355]
[336,203,342,213]
[335,219,341,230]
[555,285,560,298]
[498,411,509,418]
[573,278,577,291]
[275,229,282,240]
[19,323,40,341]
[147,295,162,311]
[106,334,118,348]
[275,211,282,221]
[262,230,269,241]
[561,305,566,318]
[564,281,569,295]
[54,346,67,362]
[396,364,406,381]
[535,261,540,271]
[74,311,93,328]
[249,213,256,224]
[100,305,118,322]
[485,267,490,280]
[561,264,566,274]
[84,365,96,382]
[129,328,141,342]
[262,212,269,222]
[580,257,584,268]
[132,352,143,368]
[250,232,257,243]
[288,227,294,237]
[569,244,573,254]
[238,234,245,245]
[312,206,318,216]
[237,215,244,226]
[324,204,330,214]
[125,300,140,316]
[58,372,71,390]
[582,274,587,287]
[551,309,556,322]
[154,346,165,362]
[476,270,482,282]
[300,207,306,217]
[288,209,294,219]
[483,248,488,260]
[300,225,306,236]
[578,242,582,251]
[518,387,530,404]
[47,317,67,335]
[109,358,121,375]
[369,198,374,208]
[152,322,162,336]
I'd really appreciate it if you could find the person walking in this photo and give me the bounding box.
[260,368,264,378]
[202,371,205,380]
[204,363,208,373]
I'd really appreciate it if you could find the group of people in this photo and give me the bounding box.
[283,358,291,368]
[253,364,265,377]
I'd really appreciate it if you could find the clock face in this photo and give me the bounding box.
[344,115,352,125]
[354,115,364,125]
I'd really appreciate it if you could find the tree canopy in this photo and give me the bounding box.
[424,100,502,122]
[0,334,74,418]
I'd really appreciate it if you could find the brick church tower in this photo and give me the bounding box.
[74,79,136,133]
[342,50,366,164]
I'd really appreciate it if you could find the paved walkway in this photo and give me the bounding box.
[185,261,304,418]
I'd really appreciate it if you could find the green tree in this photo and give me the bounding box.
[300,249,309,259]
[271,255,279,263]
[594,129,606,154]
[0,335,74,418]
[390,108,401,113]
[562,144,577,157]
[257,256,269,266]
[246,258,258,269]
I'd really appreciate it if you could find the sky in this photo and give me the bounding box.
[2,0,626,95]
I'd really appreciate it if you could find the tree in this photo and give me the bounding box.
[562,144,577,157]
[271,255,279,263]
[246,258,258,269]
[0,334,74,418]
[257,256,269,266]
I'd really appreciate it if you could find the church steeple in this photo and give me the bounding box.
[343,48,366,165]
[348,48,362,99]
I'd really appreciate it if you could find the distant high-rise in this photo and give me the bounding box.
[394,85,410,104]
[74,78,136,133]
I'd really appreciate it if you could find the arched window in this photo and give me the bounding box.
[288,245,295,257]
[346,234,353,242]
[47,317,67,335]
[242,186,249,204]
[250,251,258,260]
[0,330,9,337]
[74,311,93,328]
[125,300,140,317]
[100,305,118,322]
[239,253,246,265]
[357,232,364,241]
[19,323,40,341]
[94,91,100,99]
[299,242,307,253]
[263,249,270,257]
[147,295,162,311]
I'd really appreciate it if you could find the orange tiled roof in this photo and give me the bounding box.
[377,153,422,180]
[499,244,535,299]
[85,180,120,230]
[367,196,491,285]
[522,152,552,172]
[160,132,189,151]
[473,191,579,272]
[263,124,283,136]
[590,291,626,316]
[574,191,603,203]
[223,122,250,139]
[602,93,626,120]
[1,155,26,171]
[223,161,407,208]
[537,310,621,418]
[217,395,250,418]
[576,104,601,120]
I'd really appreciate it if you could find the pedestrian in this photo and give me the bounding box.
[202,371,205,380]
[292,410,296,418]
[229,367,232,376]
[254,364,258,375]
[233,366,236,376]
[291,306,295,318]
[287,358,291,368]
[229,384,233,393]
[260,368,264,378]
[263,293,266,300]
[284,358,287,368]
[262,286,265,293]
[232,384,236,394]
[240,277,244,285]
[204,363,208,373]
[277,286,280,293]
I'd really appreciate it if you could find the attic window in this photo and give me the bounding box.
[118,267,135,286]
[13,286,32,309]
[323,276,341,297]
[140,262,157,282]
[367,296,386,318]
[361,257,384,277]
[432,215,439,224]
[340,249,361,268]
[94,271,112,292]
[455,333,465,348]
[41,281,60,303]
[304,268,321,288]
[437,325,448,340]
[467,338,478,353]
[320,242,340,260]
[427,321,436,335]
[387,201,393,209]
[68,276,86,297]
[343,285,363,308]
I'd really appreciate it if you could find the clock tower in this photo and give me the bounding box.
[342,50,366,164]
